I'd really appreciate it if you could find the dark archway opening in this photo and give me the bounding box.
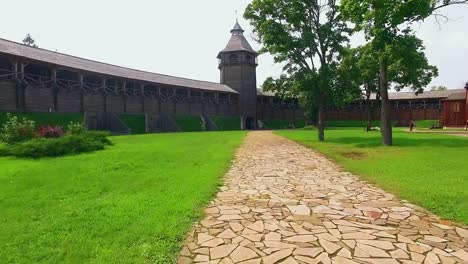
[245,117,255,130]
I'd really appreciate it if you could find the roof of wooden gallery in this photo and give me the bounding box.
[370,89,466,101]
[0,38,238,94]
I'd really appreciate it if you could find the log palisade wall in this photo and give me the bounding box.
[0,77,450,128]
[0,78,250,117]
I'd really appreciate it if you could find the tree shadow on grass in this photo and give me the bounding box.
[326,135,468,149]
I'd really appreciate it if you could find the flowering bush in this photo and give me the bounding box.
[0,113,36,144]
[66,122,86,135]
[37,126,64,138]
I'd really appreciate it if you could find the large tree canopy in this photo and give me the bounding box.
[245,0,354,141]
[341,39,438,131]
[340,0,466,145]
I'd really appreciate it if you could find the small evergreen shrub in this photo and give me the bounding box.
[0,144,9,156]
[37,126,64,138]
[6,132,112,158]
[0,113,36,144]
[67,122,86,135]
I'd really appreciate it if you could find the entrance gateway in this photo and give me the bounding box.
[245,117,255,130]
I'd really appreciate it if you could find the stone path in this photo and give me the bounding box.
[178,131,468,264]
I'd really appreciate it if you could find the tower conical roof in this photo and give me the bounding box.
[218,21,257,56]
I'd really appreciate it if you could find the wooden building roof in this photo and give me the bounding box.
[443,91,467,101]
[370,89,466,101]
[0,38,237,94]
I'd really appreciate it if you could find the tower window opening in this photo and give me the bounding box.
[229,54,239,63]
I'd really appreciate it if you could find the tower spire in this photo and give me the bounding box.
[231,19,244,34]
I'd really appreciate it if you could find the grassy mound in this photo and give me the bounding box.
[119,114,146,134]
[174,115,204,132]
[212,116,241,130]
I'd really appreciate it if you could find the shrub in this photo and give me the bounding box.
[67,122,86,135]
[6,132,112,158]
[37,126,64,138]
[0,113,36,144]
[80,131,112,145]
[0,144,9,156]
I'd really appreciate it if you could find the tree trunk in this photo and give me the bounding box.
[365,84,372,132]
[317,102,325,141]
[379,56,393,146]
[366,96,372,132]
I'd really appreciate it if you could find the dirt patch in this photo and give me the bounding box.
[341,151,367,160]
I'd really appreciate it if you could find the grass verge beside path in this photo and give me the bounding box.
[0,131,246,263]
[276,129,468,224]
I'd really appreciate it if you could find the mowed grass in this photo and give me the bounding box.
[276,129,468,224]
[0,131,246,263]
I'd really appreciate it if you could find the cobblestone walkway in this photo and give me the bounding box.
[178,131,468,264]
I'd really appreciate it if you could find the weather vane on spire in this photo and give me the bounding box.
[235,10,238,22]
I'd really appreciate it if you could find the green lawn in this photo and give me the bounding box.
[0,131,246,263]
[276,128,468,224]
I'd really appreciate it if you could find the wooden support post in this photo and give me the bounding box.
[12,60,18,80]
[122,81,127,113]
[215,92,220,115]
[102,77,107,113]
[52,68,58,112]
[201,92,205,114]
[19,62,25,80]
[15,61,26,110]
[79,73,85,113]
[423,100,426,119]
[187,88,191,115]
[141,83,145,113]
[409,100,413,122]
[157,86,162,114]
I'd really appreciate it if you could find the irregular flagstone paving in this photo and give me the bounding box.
[179,131,468,264]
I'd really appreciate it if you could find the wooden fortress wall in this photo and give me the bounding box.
[0,79,245,117]
[325,105,442,126]
[0,77,304,124]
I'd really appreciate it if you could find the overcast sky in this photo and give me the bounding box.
[1,0,467,90]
